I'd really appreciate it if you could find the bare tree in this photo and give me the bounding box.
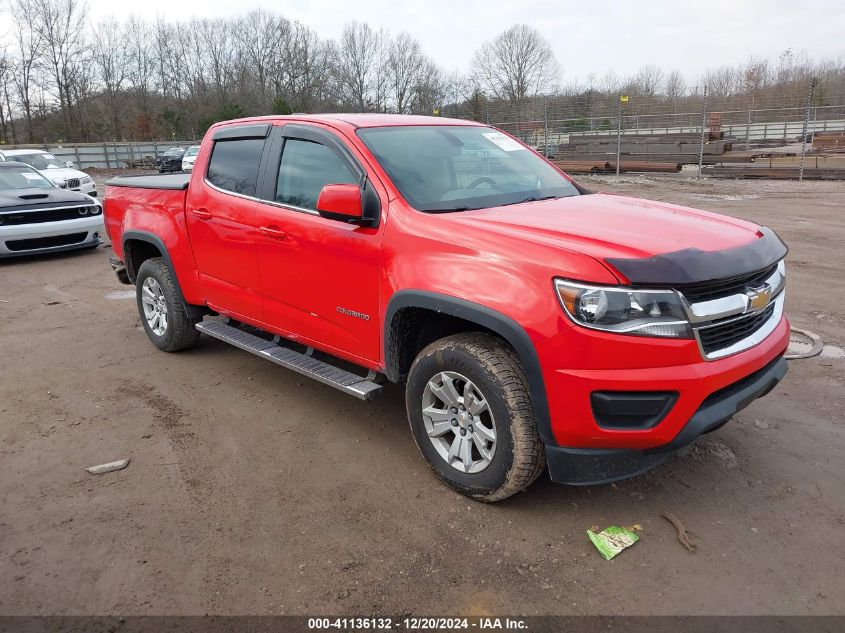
[195,18,235,110]
[92,17,128,138]
[281,22,331,111]
[386,33,428,113]
[330,21,386,110]
[411,58,444,115]
[237,10,283,109]
[125,16,156,139]
[471,25,560,101]
[32,0,88,139]
[10,0,42,142]
[663,69,686,112]
[0,47,11,142]
[703,65,739,97]
[630,65,664,96]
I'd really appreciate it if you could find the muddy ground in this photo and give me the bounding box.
[1,175,844,616]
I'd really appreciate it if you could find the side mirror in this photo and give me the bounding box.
[316,184,363,220]
[65,161,74,168]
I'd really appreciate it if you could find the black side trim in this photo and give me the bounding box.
[212,123,271,141]
[384,290,555,445]
[122,230,208,319]
[606,226,788,286]
[106,174,190,190]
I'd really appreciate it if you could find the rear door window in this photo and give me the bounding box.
[206,138,265,197]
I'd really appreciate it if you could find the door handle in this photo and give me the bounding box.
[260,225,287,240]
[191,208,212,220]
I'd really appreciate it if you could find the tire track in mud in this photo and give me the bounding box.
[114,381,229,611]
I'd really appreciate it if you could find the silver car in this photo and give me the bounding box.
[181,145,201,172]
[0,162,103,258]
[0,149,97,197]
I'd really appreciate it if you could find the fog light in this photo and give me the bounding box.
[591,391,678,429]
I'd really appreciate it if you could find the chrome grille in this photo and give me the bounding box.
[65,178,81,189]
[697,303,777,355]
[680,262,785,360]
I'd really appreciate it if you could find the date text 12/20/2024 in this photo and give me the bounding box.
[307,617,528,630]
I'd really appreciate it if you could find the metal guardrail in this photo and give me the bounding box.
[0,142,197,170]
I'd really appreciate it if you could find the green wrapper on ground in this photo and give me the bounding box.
[587,526,640,560]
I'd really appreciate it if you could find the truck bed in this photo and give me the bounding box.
[106,174,190,190]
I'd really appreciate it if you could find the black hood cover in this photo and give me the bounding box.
[0,187,94,211]
[605,226,788,286]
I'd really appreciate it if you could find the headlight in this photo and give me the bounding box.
[80,175,92,184]
[555,280,692,338]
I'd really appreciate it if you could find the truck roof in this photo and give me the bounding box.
[210,113,484,130]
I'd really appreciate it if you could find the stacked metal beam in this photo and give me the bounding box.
[554,132,736,165]
[552,160,682,174]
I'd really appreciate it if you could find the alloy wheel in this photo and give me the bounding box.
[421,371,497,473]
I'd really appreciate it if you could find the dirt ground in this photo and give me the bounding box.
[1,174,844,616]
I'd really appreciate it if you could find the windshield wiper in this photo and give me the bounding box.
[500,194,559,207]
[425,205,472,213]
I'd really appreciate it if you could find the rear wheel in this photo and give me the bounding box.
[406,333,545,502]
[136,257,200,352]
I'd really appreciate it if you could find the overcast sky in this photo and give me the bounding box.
[19,0,845,81]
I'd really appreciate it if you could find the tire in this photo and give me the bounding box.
[406,333,546,502]
[135,257,200,352]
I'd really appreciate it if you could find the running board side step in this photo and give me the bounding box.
[195,320,383,401]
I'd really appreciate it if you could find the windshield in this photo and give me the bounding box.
[11,152,66,170]
[357,125,579,212]
[164,148,183,156]
[0,164,55,190]
[184,146,200,157]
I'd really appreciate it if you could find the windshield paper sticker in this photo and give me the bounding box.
[482,132,525,152]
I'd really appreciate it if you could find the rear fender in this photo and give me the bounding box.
[123,230,208,320]
[105,183,205,313]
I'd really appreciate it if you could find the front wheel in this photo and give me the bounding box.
[406,333,545,502]
[136,257,200,352]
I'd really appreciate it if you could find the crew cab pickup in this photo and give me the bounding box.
[103,114,789,501]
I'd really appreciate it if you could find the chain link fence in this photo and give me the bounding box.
[446,80,845,180]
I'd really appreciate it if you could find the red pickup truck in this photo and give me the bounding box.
[104,114,789,501]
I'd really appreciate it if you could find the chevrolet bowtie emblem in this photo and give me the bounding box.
[747,285,772,311]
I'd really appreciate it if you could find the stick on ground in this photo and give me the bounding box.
[662,511,697,552]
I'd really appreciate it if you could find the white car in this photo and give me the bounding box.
[0,161,103,258]
[0,149,97,197]
[181,145,200,172]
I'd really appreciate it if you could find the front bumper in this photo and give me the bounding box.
[0,216,104,257]
[546,355,787,484]
[539,312,790,484]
